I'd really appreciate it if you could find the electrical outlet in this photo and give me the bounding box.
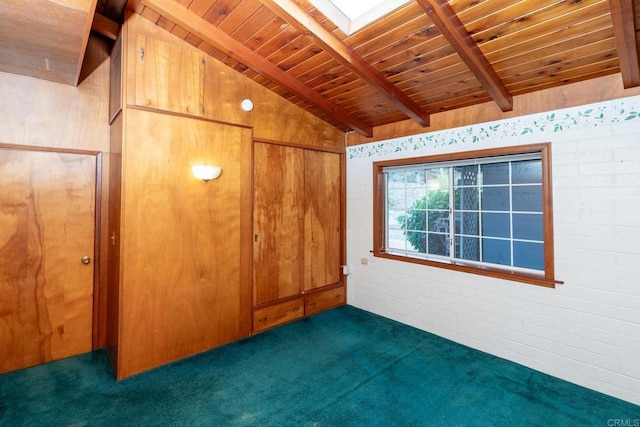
[360,258,368,265]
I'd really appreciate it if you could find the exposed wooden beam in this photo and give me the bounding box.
[262,0,430,127]
[92,12,120,40]
[138,0,373,136]
[608,0,640,88]
[415,0,513,112]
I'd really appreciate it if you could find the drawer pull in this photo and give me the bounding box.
[309,302,316,307]
[335,294,342,299]
[259,316,268,322]
[292,306,300,312]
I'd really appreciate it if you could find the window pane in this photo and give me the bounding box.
[482,238,511,266]
[513,214,543,241]
[428,210,449,233]
[388,229,407,251]
[455,187,478,210]
[387,170,406,184]
[405,169,426,186]
[512,185,542,212]
[513,241,544,270]
[406,231,427,253]
[481,186,509,211]
[426,168,449,191]
[427,189,449,210]
[455,212,479,236]
[401,208,426,232]
[428,233,449,256]
[512,160,541,184]
[387,188,406,209]
[455,236,480,261]
[481,213,510,238]
[454,165,478,186]
[481,162,509,185]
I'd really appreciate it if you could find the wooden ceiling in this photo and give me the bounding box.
[128,0,640,136]
[0,0,98,85]
[3,1,640,136]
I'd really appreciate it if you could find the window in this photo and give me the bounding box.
[373,143,559,287]
[308,0,411,35]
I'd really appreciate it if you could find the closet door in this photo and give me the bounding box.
[253,143,305,305]
[0,148,96,374]
[304,150,341,291]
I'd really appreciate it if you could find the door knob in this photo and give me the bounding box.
[81,256,91,265]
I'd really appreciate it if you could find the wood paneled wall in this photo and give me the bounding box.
[0,35,111,348]
[124,13,344,150]
[107,13,346,378]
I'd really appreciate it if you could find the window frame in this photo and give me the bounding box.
[373,143,561,288]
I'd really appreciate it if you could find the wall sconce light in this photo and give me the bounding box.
[192,164,222,182]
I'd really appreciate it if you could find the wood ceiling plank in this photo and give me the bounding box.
[609,0,640,87]
[416,0,513,112]
[484,14,615,64]
[262,0,431,127]
[493,31,616,74]
[139,0,372,135]
[507,57,620,93]
[469,0,608,45]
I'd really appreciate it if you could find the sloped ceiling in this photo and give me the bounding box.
[2,0,639,136]
[0,0,98,85]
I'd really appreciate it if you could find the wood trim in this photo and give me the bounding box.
[126,104,254,130]
[92,152,104,349]
[0,142,101,156]
[340,152,347,299]
[415,0,512,112]
[372,143,562,288]
[252,137,344,154]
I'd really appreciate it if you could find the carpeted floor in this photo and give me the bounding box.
[1,305,638,426]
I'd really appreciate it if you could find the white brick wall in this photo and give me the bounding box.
[346,95,640,405]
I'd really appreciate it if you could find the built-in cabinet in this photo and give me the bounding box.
[252,142,345,332]
[107,15,346,378]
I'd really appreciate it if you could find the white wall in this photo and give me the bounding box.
[346,95,640,405]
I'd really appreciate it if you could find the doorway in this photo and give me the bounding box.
[0,146,99,373]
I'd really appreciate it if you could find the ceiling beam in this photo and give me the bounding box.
[138,0,373,136]
[261,0,430,127]
[415,0,513,112]
[608,0,640,88]
[92,12,120,40]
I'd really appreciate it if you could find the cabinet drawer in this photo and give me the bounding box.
[305,286,345,316]
[253,298,304,333]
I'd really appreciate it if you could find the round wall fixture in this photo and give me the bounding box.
[241,99,254,112]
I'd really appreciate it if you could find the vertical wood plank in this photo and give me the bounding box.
[253,142,305,305]
[304,150,341,291]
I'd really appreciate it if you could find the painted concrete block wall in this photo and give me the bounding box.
[346,95,640,405]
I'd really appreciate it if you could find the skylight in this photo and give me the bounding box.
[310,0,411,35]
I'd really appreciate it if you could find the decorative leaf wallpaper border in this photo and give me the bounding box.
[347,95,640,160]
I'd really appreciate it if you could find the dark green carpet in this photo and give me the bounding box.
[1,306,638,426]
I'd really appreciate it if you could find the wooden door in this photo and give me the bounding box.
[253,143,305,305]
[0,147,96,374]
[304,150,341,291]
